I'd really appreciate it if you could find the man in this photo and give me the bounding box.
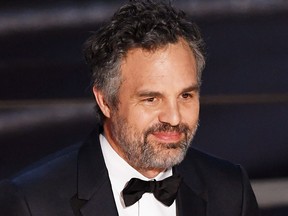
[0,0,259,215]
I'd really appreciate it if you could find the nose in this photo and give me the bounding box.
[158,101,181,126]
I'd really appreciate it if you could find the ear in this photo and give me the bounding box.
[93,87,111,118]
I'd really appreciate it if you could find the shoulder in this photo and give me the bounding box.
[183,147,242,174]
[13,143,80,186]
[179,148,259,215]
[179,147,248,189]
[0,144,80,214]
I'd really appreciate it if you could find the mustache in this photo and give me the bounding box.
[145,122,190,134]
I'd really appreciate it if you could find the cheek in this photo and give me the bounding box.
[182,104,200,123]
[128,109,158,131]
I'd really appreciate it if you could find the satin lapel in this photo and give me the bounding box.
[80,179,118,216]
[71,128,118,216]
[174,150,208,216]
[176,181,207,216]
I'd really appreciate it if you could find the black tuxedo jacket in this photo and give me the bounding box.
[0,128,259,216]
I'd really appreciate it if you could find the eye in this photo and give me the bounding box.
[141,97,160,106]
[181,93,192,99]
[145,97,156,102]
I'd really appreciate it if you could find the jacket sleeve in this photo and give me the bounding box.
[239,166,260,216]
[0,179,31,216]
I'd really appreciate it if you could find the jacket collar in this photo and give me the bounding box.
[72,128,207,216]
[72,127,118,216]
[174,148,208,216]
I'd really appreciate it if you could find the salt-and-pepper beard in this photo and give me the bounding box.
[110,114,198,170]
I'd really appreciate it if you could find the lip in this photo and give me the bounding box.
[151,131,182,142]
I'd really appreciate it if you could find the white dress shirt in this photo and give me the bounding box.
[99,134,177,216]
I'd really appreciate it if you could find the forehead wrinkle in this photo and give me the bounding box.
[119,41,198,96]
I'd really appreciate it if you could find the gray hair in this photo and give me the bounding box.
[83,0,205,124]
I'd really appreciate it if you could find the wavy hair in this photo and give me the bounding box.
[83,0,205,123]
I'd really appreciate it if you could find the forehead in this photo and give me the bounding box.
[120,40,197,83]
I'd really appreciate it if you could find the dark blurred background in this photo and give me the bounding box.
[1,0,288,215]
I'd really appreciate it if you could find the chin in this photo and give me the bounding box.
[148,150,186,169]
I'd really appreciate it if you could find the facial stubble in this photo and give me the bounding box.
[110,114,198,171]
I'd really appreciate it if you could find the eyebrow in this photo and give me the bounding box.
[181,84,200,93]
[135,84,200,98]
[136,91,163,98]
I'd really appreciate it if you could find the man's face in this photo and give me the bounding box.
[103,40,200,172]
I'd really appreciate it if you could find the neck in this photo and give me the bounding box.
[136,168,165,179]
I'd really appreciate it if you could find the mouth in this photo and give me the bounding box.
[151,131,183,143]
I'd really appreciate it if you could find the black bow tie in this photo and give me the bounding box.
[122,175,182,207]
